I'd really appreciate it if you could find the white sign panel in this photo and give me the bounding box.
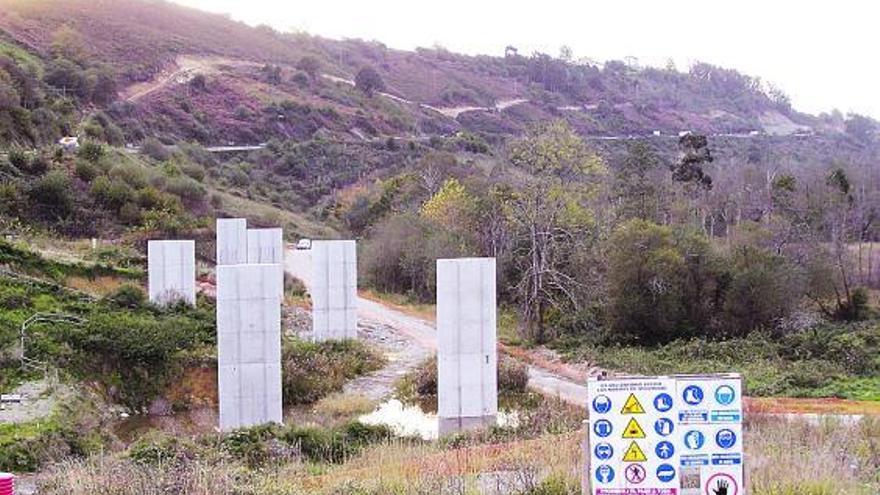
[675,375,744,495]
[588,377,681,495]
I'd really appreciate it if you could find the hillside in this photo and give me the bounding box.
[1,0,876,148]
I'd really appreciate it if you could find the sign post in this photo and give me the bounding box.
[587,374,745,495]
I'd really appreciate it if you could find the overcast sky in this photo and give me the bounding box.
[172,0,879,118]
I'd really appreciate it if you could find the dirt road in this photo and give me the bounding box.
[285,248,588,406]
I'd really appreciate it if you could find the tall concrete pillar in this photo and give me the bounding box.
[310,240,357,341]
[147,240,195,306]
[216,218,247,265]
[247,228,284,294]
[436,257,497,435]
[217,263,283,430]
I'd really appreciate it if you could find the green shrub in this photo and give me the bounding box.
[110,163,149,189]
[165,176,206,202]
[180,161,206,181]
[7,148,28,170]
[28,171,73,219]
[219,424,282,467]
[91,176,135,210]
[523,473,580,495]
[281,421,391,464]
[128,431,198,465]
[403,354,529,397]
[74,160,99,182]
[77,142,105,163]
[102,284,146,309]
[281,339,384,405]
[140,138,171,162]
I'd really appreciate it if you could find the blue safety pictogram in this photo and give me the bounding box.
[656,463,676,483]
[594,419,613,438]
[684,430,705,450]
[594,442,613,460]
[716,428,737,449]
[595,465,615,483]
[654,393,673,412]
[592,395,612,414]
[654,417,674,436]
[715,385,735,405]
[683,385,704,405]
[655,440,675,459]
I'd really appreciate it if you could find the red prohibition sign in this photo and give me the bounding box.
[705,473,738,495]
[625,464,646,484]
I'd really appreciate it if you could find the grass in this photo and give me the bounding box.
[30,415,879,494]
[213,188,336,240]
[554,324,880,401]
[359,289,436,321]
[313,393,377,419]
[282,338,386,406]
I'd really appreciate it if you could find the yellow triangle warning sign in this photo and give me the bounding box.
[622,441,648,462]
[622,417,646,438]
[620,393,645,414]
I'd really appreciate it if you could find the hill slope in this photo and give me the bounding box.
[1,0,874,148]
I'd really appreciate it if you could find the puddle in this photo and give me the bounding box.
[358,398,521,440]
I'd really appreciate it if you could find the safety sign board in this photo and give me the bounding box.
[675,375,744,495]
[588,374,745,495]
[588,377,680,495]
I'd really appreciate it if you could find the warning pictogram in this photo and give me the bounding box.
[625,464,647,484]
[620,393,645,414]
[622,441,648,462]
[622,418,646,438]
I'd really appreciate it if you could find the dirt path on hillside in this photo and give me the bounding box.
[285,248,589,405]
[121,55,256,102]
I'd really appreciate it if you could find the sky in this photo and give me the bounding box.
[172,0,879,118]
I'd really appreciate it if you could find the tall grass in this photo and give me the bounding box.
[34,416,880,494]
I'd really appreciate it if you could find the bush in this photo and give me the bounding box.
[103,284,147,309]
[165,176,206,202]
[28,171,73,219]
[7,148,28,171]
[77,142,105,163]
[281,339,384,405]
[91,176,135,210]
[354,66,385,96]
[128,431,198,465]
[74,160,99,182]
[281,421,391,464]
[404,354,529,397]
[141,138,172,161]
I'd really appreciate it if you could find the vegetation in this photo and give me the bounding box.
[398,355,529,399]
[281,338,385,405]
[31,416,880,494]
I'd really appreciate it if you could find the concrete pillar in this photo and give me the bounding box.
[310,240,357,341]
[147,240,195,306]
[217,263,283,430]
[247,228,284,294]
[216,218,247,265]
[246,228,284,264]
[436,257,497,435]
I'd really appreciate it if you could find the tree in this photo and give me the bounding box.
[559,45,573,62]
[296,56,322,79]
[607,220,721,345]
[420,177,478,248]
[614,142,665,222]
[505,121,605,343]
[672,134,713,189]
[354,66,385,97]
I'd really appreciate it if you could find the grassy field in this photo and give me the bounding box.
[30,415,880,494]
